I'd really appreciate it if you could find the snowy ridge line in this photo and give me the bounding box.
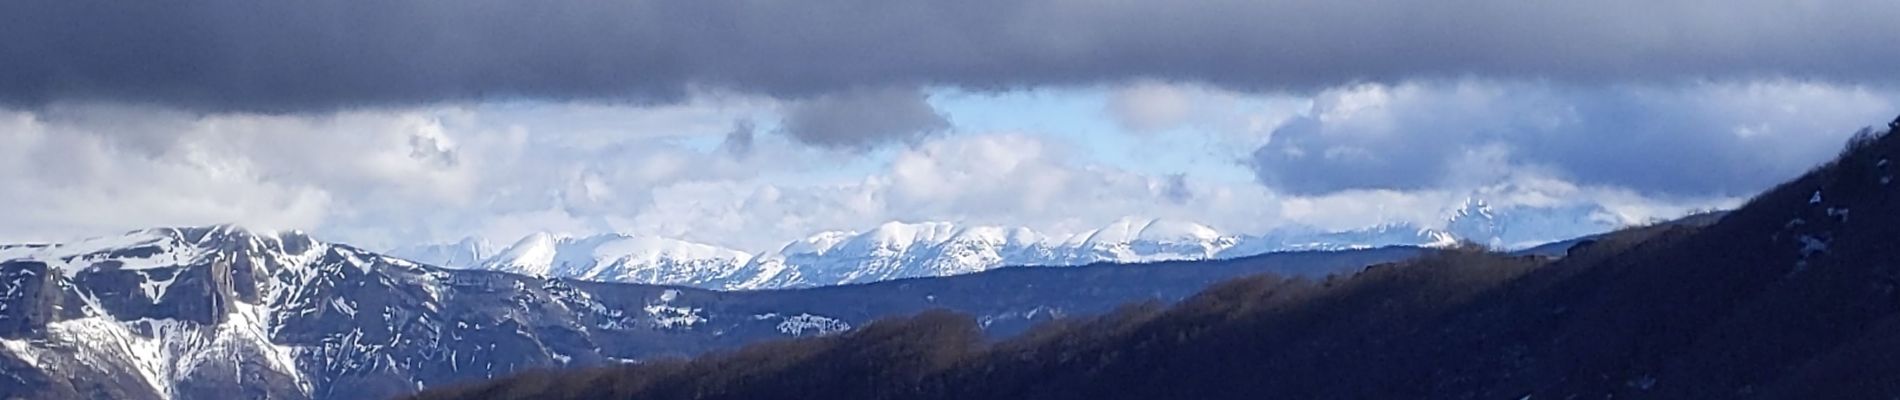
[431,205,1614,290]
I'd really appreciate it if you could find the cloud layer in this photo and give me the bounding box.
[1247,80,1899,197]
[4,0,1893,251]
[4,0,1897,111]
[778,86,950,149]
[0,89,1755,252]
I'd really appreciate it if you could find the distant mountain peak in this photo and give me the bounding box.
[778,230,856,256]
[472,232,753,286]
[1132,218,1223,243]
[1451,197,1496,220]
[388,235,494,270]
[1446,198,1504,247]
[442,218,1255,290]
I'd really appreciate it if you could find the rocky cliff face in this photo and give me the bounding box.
[0,262,58,339]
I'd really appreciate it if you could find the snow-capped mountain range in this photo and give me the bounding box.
[396,200,1618,290]
[0,224,1422,400]
[476,232,756,288]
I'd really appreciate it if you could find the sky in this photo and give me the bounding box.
[1,0,1897,252]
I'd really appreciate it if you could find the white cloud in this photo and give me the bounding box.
[0,108,334,241]
[0,95,792,247]
[1103,80,1304,148]
[617,133,1289,249]
[1249,79,1900,196]
[612,131,1724,251]
[1107,81,1196,132]
[0,78,1876,254]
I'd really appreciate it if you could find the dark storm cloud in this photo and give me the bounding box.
[720,120,756,159]
[1161,173,1194,205]
[3,0,1897,112]
[778,86,950,149]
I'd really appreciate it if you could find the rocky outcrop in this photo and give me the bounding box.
[0,261,59,338]
[153,259,236,325]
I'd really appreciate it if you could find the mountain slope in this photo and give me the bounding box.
[406,117,1900,399]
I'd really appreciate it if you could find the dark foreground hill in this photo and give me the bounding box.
[412,117,1900,400]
